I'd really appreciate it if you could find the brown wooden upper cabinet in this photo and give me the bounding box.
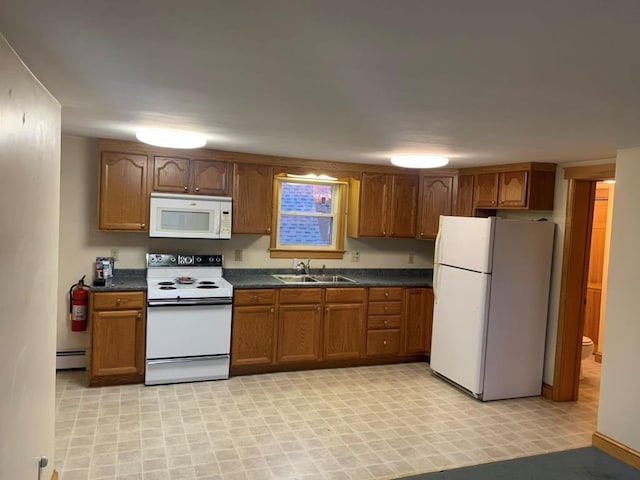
[231,163,274,234]
[465,163,556,211]
[416,175,454,239]
[153,156,229,195]
[455,174,475,217]
[99,152,151,231]
[348,172,418,238]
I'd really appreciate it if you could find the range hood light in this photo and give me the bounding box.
[136,128,207,149]
[390,154,449,169]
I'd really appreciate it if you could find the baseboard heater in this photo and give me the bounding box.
[56,349,87,370]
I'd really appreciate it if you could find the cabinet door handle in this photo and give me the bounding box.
[317,306,321,312]
[384,306,388,312]
[184,186,188,191]
[266,227,271,233]
[195,187,200,192]
[270,308,274,313]
[137,312,141,319]
[383,340,387,345]
[383,320,388,325]
[140,223,146,229]
[384,292,389,298]
[420,232,424,237]
[325,307,329,313]
[383,231,386,236]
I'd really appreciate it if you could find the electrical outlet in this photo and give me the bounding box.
[408,252,415,264]
[110,248,119,261]
[292,258,300,269]
[351,251,360,263]
[234,249,243,262]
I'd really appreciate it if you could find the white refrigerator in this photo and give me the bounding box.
[430,216,555,401]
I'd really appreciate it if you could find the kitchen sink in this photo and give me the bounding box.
[309,275,356,283]
[272,274,356,284]
[272,274,319,283]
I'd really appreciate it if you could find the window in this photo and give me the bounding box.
[270,176,346,258]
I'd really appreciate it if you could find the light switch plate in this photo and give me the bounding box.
[110,248,119,261]
[234,249,243,262]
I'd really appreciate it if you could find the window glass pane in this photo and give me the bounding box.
[280,182,333,214]
[279,215,333,246]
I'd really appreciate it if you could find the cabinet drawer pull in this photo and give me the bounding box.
[384,306,388,312]
[252,295,258,302]
[384,292,389,297]
[383,340,387,345]
[383,320,388,325]
[116,298,121,304]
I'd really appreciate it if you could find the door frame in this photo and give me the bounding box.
[552,163,615,401]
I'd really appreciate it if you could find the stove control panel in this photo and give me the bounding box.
[147,253,223,267]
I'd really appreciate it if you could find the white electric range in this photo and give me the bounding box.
[145,253,233,385]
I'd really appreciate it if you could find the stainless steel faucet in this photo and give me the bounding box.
[295,259,311,275]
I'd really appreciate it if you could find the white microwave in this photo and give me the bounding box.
[149,192,232,239]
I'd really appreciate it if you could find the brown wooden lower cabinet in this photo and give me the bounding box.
[231,289,277,367]
[89,291,146,386]
[230,285,432,375]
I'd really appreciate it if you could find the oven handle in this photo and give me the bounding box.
[147,355,228,365]
[147,298,233,307]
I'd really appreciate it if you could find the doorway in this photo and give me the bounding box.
[552,163,615,402]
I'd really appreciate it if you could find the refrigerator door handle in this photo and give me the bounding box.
[433,225,442,303]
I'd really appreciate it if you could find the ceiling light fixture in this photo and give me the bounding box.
[390,154,449,169]
[136,128,207,149]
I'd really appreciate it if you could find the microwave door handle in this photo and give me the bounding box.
[213,207,221,236]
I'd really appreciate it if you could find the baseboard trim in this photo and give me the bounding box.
[56,349,87,369]
[594,352,603,363]
[542,382,553,400]
[593,431,640,469]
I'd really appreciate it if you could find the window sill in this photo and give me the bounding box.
[269,249,345,259]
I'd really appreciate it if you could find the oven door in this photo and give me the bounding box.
[146,302,231,358]
[146,300,232,385]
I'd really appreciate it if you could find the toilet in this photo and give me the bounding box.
[581,336,594,379]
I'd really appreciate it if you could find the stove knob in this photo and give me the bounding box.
[216,256,222,263]
[170,257,176,263]
[196,257,202,263]
[209,256,214,263]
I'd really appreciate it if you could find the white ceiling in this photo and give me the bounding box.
[2,0,640,167]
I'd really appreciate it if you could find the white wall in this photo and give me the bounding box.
[57,135,435,351]
[0,35,60,480]
[597,149,640,451]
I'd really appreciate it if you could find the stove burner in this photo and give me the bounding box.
[159,286,177,290]
[197,285,219,289]
[158,281,175,286]
[198,281,216,285]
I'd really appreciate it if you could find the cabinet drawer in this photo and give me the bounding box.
[234,289,275,306]
[367,315,400,329]
[367,330,400,356]
[368,287,403,302]
[278,288,323,304]
[92,291,145,310]
[325,287,366,304]
[368,301,402,316]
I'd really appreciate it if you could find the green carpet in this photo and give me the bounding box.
[397,447,640,479]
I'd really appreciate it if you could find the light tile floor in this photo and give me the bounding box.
[56,361,601,480]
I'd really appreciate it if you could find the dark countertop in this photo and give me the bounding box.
[223,268,433,289]
[87,268,434,291]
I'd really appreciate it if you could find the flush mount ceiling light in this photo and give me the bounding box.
[390,154,449,168]
[136,128,207,149]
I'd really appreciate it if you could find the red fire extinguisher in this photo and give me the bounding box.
[69,276,89,332]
